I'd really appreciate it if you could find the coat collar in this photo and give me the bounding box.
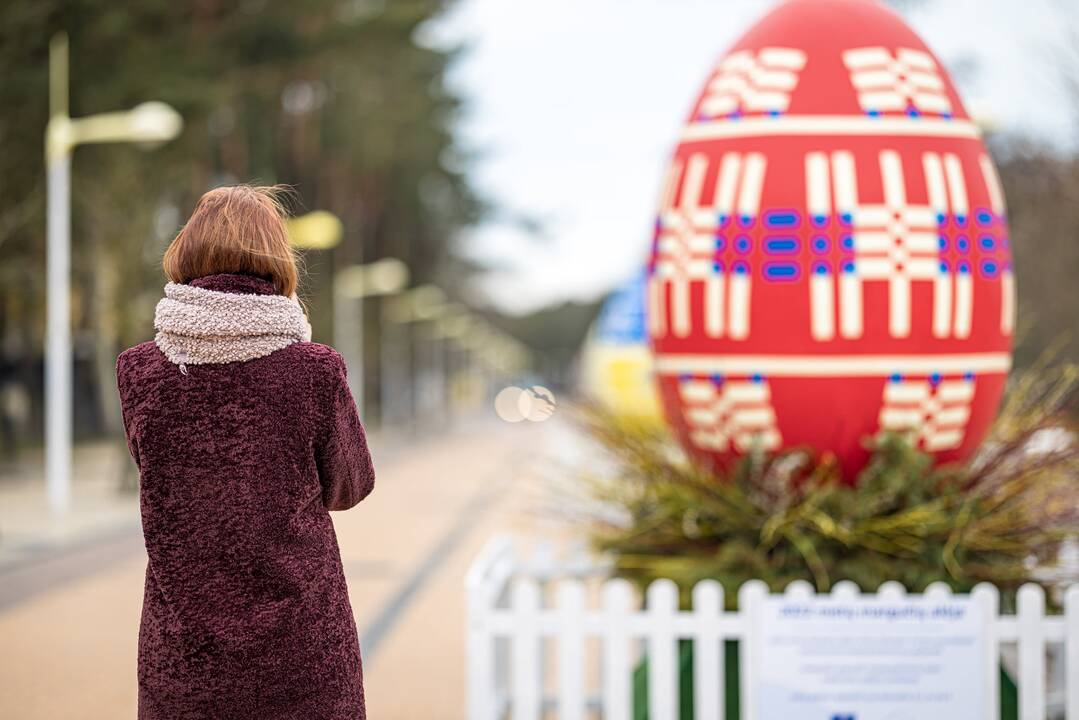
[188,273,277,296]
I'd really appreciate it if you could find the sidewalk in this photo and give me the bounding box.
[0,414,585,719]
[0,416,500,571]
[0,440,140,574]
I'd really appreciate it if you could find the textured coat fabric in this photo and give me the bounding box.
[117,272,374,720]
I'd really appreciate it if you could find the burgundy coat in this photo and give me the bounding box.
[117,273,375,720]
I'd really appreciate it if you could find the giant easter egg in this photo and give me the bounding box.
[580,273,662,422]
[647,0,1014,480]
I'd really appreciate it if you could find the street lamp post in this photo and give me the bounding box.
[379,289,532,427]
[45,33,183,514]
[333,258,410,418]
[424,309,474,422]
[381,285,449,430]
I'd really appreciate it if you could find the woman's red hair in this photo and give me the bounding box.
[163,185,299,297]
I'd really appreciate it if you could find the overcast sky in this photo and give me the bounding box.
[425,0,1078,314]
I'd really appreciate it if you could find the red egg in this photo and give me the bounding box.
[647,0,1013,480]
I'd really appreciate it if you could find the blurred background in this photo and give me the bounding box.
[1,0,1078,717]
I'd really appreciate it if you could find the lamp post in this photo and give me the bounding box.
[45,33,182,515]
[381,285,450,429]
[423,309,480,420]
[381,291,532,426]
[333,258,410,417]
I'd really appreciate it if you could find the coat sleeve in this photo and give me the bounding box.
[314,353,375,511]
[115,353,140,469]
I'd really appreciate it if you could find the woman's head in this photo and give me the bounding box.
[163,185,298,297]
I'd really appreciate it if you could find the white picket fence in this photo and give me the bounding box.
[465,536,1079,720]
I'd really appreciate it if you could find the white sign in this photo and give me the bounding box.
[757,593,985,720]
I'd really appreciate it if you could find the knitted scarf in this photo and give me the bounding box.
[154,282,312,370]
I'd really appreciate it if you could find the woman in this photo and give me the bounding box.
[116,185,375,719]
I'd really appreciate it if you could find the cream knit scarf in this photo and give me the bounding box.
[154,282,312,370]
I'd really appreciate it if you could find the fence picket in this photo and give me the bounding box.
[1066,585,1079,720]
[1018,583,1047,720]
[738,580,768,720]
[464,537,512,720]
[647,579,679,720]
[557,580,587,720]
[924,581,953,600]
[511,577,542,720]
[465,599,494,720]
[832,580,860,599]
[972,583,1002,720]
[877,580,906,600]
[601,579,634,720]
[692,580,724,720]
[784,579,814,599]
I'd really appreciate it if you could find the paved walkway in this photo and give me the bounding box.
[0,416,580,719]
[0,440,140,574]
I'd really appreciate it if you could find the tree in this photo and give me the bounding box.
[0,0,483,439]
